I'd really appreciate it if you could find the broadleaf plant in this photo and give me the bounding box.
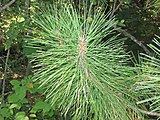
[27,2,143,120]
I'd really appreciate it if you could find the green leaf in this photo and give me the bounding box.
[18,86,27,100]
[33,100,51,113]
[16,112,25,116]
[48,110,54,117]
[6,26,14,36]
[5,23,20,50]
[15,112,29,120]
[0,116,4,120]
[0,108,11,117]
[13,85,26,100]
[17,38,23,43]
[26,82,33,89]
[29,83,39,93]
[43,103,51,113]
[117,19,126,27]
[29,114,36,118]
[17,17,25,23]
[9,104,21,109]
[23,46,37,56]
[21,79,27,85]
[33,101,45,110]
[14,86,20,93]
[93,0,97,5]
[8,94,19,103]
[121,19,125,23]
[10,80,21,86]
[24,116,29,120]
[20,98,28,104]
[4,39,12,50]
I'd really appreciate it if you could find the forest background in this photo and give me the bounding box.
[0,0,160,119]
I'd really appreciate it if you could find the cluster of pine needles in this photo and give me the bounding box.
[26,1,160,120]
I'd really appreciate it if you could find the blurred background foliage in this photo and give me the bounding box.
[0,0,160,119]
[116,0,160,54]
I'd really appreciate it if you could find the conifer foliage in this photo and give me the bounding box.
[136,35,160,114]
[27,2,141,120]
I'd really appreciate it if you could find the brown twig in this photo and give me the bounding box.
[0,57,12,72]
[131,105,160,117]
[110,0,117,18]
[0,48,10,109]
[108,0,152,55]
[110,0,123,18]
[24,0,31,77]
[114,0,123,13]
[137,108,160,117]
[26,62,31,76]
[0,0,16,12]
[116,27,152,55]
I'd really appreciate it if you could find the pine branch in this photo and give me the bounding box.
[28,3,139,119]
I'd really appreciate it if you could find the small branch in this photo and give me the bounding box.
[130,105,160,117]
[115,27,152,55]
[110,0,123,18]
[108,0,152,55]
[114,0,123,13]
[26,61,31,76]
[0,57,12,72]
[110,0,117,18]
[25,0,31,77]
[0,0,16,12]
[137,108,160,117]
[0,49,10,109]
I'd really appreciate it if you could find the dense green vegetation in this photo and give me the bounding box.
[0,0,160,119]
